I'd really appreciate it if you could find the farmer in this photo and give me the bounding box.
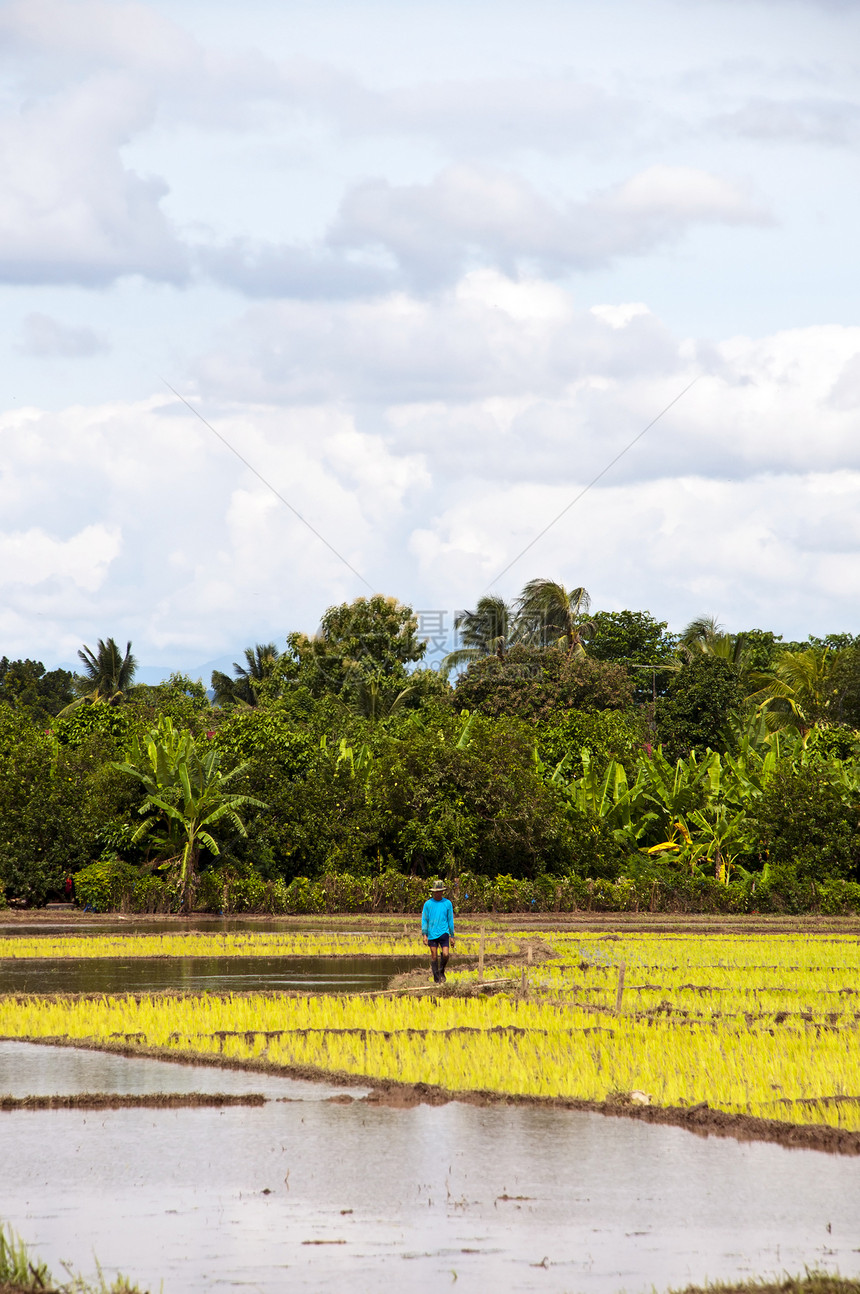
[421,879,455,983]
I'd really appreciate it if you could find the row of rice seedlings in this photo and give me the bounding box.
[445,954,860,1026]
[3,988,860,1130]
[3,928,857,976]
[0,930,518,960]
[521,972,860,1022]
[541,931,860,972]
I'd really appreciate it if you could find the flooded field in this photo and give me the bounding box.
[4,922,860,1292]
[0,954,420,994]
[1,1042,859,1294]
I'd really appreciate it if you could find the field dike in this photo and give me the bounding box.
[0,1090,266,1111]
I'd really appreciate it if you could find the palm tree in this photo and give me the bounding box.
[679,616,751,670]
[747,646,836,738]
[442,595,516,673]
[212,642,280,708]
[515,579,594,655]
[62,638,137,712]
[349,675,416,722]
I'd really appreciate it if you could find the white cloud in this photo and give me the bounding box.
[192,271,680,405]
[17,313,108,358]
[327,163,772,286]
[1,281,859,662]
[0,75,186,286]
[717,96,860,146]
[409,469,860,635]
[0,524,121,592]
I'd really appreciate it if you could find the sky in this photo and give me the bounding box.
[2,0,860,676]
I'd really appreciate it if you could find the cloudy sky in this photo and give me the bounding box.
[2,0,860,674]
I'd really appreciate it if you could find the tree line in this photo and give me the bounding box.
[2,579,860,912]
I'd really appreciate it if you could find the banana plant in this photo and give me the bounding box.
[115,717,266,913]
[334,736,374,777]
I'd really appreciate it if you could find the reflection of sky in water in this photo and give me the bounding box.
[1,1043,859,1294]
[0,955,420,994]
[0,1040,369,1100]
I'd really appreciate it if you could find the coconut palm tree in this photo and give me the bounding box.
[515,579,594,655]
[679,615,751,670]
[211,642,280,708]
[747,646,836,738]
[61,638,137,713]
[441,595,516,673]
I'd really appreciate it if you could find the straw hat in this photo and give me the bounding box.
[430,879,446,893]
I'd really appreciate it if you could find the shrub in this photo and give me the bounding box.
[129,875,171,913]
[754,767,860,883]
[74,858,140,912]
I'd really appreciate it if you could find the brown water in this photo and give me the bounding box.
[0,955,421,994]
[1,1042,859,1294]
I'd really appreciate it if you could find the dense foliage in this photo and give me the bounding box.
[3,587,860,911]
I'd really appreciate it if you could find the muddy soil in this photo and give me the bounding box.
[0,1091,266,1111]
[3,910,860,935]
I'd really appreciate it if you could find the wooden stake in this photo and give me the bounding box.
[478,926,485,985]
[527,942,533,965]
[615,963,626,1013]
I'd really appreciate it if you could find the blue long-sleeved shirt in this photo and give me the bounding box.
[421,897,454,940]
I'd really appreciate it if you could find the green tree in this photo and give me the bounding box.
[0,658,75,721]
[212,643,280,708]
[679,616,753,671]
[275,595,426,699]
[828,645,860,728]
[753,765,860,883]
[736,629,783,673]
[443,595,516,672]
[115,717,265,912]
[588,610,678,702]
[364,714,574,878]
[748,646,836,737]
[536,708,645,775]
[127,673,211,732]
[516,579,594,655]
[0,706,134,905]
[66,638,137,710]
[453,645,633,721]
[656,656,744,759]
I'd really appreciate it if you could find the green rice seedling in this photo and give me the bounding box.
[3,929,859,1133]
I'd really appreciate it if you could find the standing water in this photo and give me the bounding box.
[0,954,420,994]
[1,1042,858,1293]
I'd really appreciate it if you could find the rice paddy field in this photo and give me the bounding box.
[2,919,860,1137]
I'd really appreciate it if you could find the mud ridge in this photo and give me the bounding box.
[10,1035,860,1156]
[0,1091,266,1111]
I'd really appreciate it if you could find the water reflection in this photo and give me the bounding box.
[0,1040,367,1100]
[1,1043,859,1293]
[0,955,421,994]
